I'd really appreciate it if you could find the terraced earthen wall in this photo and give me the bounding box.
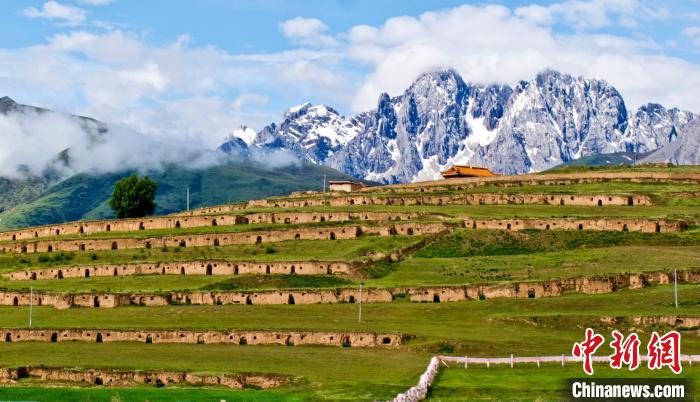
[376,172,700,193]
[3,223,445,254]
[245,193,651,210]
[462,218,686,233]
[405,270,686,302]
[2,270,694,309]
[0,328,401,347]
[0,367,284,389]
[6,260,354,280]
[0,214,237,242]
[0,211,418,242]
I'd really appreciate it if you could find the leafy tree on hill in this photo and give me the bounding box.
[109,175,158,219]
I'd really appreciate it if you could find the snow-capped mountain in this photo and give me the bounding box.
[220,70,699,183]
[228,125,257,145]
[250,103,364,164]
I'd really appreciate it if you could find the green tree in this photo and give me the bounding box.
[109,175,158,219]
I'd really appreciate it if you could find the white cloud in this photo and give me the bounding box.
[684,26,700,47]
[22,1,86,26]
[515,0,668,30]
[280,17,337,47]
[3,0,700,179]
[343,4,700,114]
[77,0,116,5]
[0,107,224,179]
[233,94,268,109]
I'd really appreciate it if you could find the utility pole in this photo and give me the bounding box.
[323,174,327,192]
[29,286,33,328]
[633,129,639,167]
[674,269,678,308]
[186,187,190,211]
[358,284,363,322]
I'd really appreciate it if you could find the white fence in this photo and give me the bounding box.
[390,354,700,402]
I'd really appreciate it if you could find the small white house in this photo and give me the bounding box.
[328,181,365,192]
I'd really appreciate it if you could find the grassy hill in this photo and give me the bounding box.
[0,161,358,230]
[0,169,699,400]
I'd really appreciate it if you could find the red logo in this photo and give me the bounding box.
[647,331,682,374]
[573,329,682,375]
[572,328,605,375]
[609,330,641,371]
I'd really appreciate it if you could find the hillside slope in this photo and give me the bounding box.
[0,161,356,230]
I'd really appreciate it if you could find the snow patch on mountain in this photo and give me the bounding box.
[228,125,257,145]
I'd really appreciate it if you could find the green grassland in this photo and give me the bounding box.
[2,285,700,354]
[3,229,700,292]
[0,386,302,402]
[1,274,354,293]
[368,181,700,197]
[429,364,700,401]
[2,169,700,400]
[544,164,700,174]
[0,218,438,245]
[0,235,424,273]
[0,161,359,231]
[0,344,430,401]
[1,286,699,400]
[236,203,700,220]
[373,245,700,287]
[4,244,700,293]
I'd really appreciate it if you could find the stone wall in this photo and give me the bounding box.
[0,211,418,242]
[2,223,446,254]
[404,270,700,302]
[462,218,687,233]
[0,328,401,348]
[0,367,286,389]
[2,269,695,309]
[244,193,651,210]
[375,172,700,193]
[6,260,354,281]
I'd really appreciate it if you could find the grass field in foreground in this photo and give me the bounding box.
[0,361,697,402]
[1,285,699,355]
[0,343,430,401]
[0,385,301,402]
[429,364,699,401]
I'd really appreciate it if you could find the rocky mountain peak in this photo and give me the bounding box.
[222,69,699,183]
[0,96,18,114]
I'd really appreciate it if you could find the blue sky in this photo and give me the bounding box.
[1,0,700,148]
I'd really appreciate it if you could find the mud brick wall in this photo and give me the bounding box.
[6,260,353,280]
[0,328,401,348]
[462,218,687,233]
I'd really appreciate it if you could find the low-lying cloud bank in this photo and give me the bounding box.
[0,103,304,180]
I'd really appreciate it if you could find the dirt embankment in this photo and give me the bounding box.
[0,366,287,389]
[2,222,447,254]
[2,269,696,309]
[0,328,402,348]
